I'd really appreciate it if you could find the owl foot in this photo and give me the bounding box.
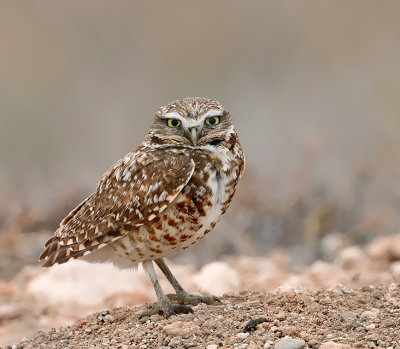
[166,292,221,306]
[140,297,194,318]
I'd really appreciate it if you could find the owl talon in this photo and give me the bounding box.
[140,299,193,318]
[166,292,221,306]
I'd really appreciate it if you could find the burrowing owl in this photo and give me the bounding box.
[40,97,245,316]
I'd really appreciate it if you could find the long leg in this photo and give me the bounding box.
[154,258,220,306]
[141,260,193,317]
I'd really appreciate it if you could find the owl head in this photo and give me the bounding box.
[145,97,236,148]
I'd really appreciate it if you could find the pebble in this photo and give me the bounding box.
[276,311,286,320]
[270,326,279,332]
[104,314,115,323]
[237,332,250,339]
[365,323,375,330]
[360,309,379,320]
[169,336,183,346]
[319,342,352,349]
[340,311,358,322]
[163,321,201,339]
[247,341,263,349]
[206,345,218,349]
[274,336,305,349]
[234,344,249,349]
[308,339,318,347]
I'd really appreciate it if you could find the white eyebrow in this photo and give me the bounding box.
[164,109,223,128]
[164,111,184,120]
[200,109,223,121]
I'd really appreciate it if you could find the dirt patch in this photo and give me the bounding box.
[5,284,399,349]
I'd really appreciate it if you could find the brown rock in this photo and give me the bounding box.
[247,341,263,349]
[368,234,400,262]
[162,321,201,339]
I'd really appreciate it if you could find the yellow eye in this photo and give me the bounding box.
[205,116,220,125]
[167,119,181,128]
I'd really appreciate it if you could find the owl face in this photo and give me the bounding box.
[146,97,235,148]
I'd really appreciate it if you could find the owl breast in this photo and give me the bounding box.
[108,145,244,264]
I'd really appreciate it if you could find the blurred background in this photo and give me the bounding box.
[1,0,400,345]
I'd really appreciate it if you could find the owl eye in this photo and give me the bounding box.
[205,116,220,125]
[167,119,181,128]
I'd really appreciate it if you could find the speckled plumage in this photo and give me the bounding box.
[40,97,245,316]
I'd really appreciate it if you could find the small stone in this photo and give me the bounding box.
[170,336,183,346]
[163,321,201,339]
[308,339,318,347]
[360,309,379,320]
[274,336,305,349]
[84,328,92,333]
[247,341,263,349]
[264,343,272,349]
[319,342,352,349]
[244,317,268,332]
[234,344,249,349]
[270,326,279,332]
[366,333,379,342]
[97,311,110,322]
[365,324,375,330]
[276,311,286,321]
[206,345,218,349]
[104,314,115,323]
[340,311,358,322]
[336,246,365,269]
[237,332,250,339]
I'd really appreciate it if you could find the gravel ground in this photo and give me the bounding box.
[5,283,400,349]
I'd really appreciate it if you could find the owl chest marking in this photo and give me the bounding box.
[112,146,241,261]
[175,147,236,236]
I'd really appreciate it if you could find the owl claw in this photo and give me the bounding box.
[140,298,193,318]
[166,292,221,306]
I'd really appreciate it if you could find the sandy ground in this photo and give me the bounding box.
[4,284,400,349]
[1,233,400,348]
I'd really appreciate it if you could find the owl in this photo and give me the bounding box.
[39,97,245,316]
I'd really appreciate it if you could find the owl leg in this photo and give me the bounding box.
[154,258,221,306]
[141,260,193,317]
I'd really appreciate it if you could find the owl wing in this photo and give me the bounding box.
[39,147,195,267]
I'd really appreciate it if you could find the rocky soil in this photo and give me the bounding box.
[4,284,400,349]
[1,233,400,348]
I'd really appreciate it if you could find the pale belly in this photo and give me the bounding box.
[83,168,234,268]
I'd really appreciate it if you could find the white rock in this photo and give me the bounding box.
[390,261,400,276]
[26,260,151,306]
[206,345,218,349]
[274,336,305,349]
[237,332,250,339]
[365,323,375,330]
[192,261,240,295]
[336,246,365,270]
[360,309,379,320]
[319,342,353,349]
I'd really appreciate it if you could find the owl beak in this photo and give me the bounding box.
[190,127,198,146]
